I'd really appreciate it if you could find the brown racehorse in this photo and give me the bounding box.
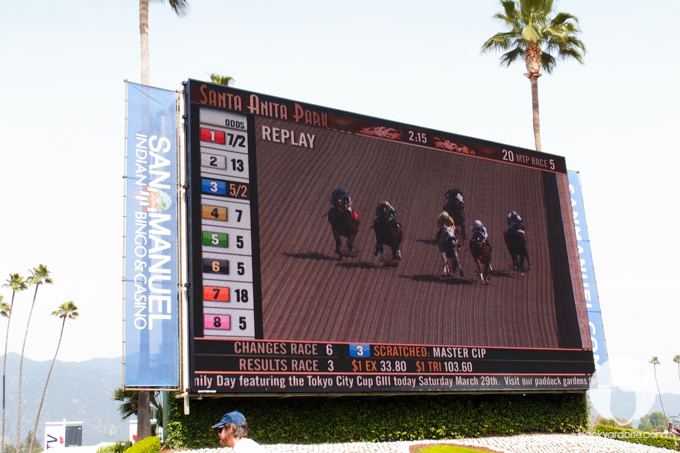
[469,233,492,284]
[503,227,531,273]
[371,209,403,262]
[327,206,359,261]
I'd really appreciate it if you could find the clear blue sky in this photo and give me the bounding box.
[1,1,678,403]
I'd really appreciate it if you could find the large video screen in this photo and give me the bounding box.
[184,80,594,394]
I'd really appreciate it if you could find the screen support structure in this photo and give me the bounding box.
[178,84,191,414]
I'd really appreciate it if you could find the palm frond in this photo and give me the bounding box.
[540,52,557,73]
[551,12,579,26]
[556,46,585,64]
[3,273,27,292]
[28,265,52,286]
[150,0,190,17]
[481,33,513,53]
[500,0,520,21]
[520,0,552,18]
[52,301,79,319]
[521,23,542,43]
[0,301,10,318]
[209,74,235,86]
[500,47,526,67]
[112,388,139,419]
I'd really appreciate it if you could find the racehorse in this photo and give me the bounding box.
[371,207,403,262]
[443,189,466,242]
[503,227,531,272]
[438,225,464,278]
[327,205,359,261]
[469,232,492,284]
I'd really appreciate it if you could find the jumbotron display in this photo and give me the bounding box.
[184,79,594,394]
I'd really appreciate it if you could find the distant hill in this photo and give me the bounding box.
[589,386,680,428]
[1,353,128,446]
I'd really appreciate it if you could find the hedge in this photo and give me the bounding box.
[594,424,679,451]
[124,436,160,453]
[164,392,588,448]
[96,441,132,453]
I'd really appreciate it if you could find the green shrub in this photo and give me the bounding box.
[164,392,589,448]
[594,424,679,451]
[96,441,133,453]
[591,415,633,429]
[124,436,160,453]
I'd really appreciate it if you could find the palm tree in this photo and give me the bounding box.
[140,0,189,85]
[112,388,140,420]
[2,275,25,453]
[209,74,235,86]
[650,356,667,422]
[112,388,162,425]
[2,273,26,453]
[28,302,78,453]
[16,265,52,453]
[138,1,188,441]
[673,355,680,383]
[138,3,187,434]
[481,0,586,151]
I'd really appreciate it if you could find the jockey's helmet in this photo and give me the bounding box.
[440,211,450,221]
[472,220,483,229]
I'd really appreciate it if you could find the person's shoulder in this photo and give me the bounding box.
[234,438,263,453]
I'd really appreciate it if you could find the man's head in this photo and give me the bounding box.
[212,411,248,447]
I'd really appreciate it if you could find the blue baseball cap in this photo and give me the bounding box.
[212,411,247,430]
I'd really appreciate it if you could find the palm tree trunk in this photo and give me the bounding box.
[28,318,66,453]
[137,391,151,441]
[138,1,152,432]
[140,0,150,85]
[529,75,542,151]
[2,293,16,453]
[654,366,667,421]
[17,284,40,453]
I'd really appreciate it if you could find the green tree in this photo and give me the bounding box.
[140,0,189,85]
[5,440,22,453]
[17,265,52,453]
[112,389,162,436]
[673,355,680,382]
[28,302,79,453]
[112,388,139,420]
[480,0,586,151]
[649,411,669,432]
[639,411,669,432]
[209,74,235,86]
[23,431,42,453]
[638,416,653,432]
[649,356,667,422]
[2,273,27,453]
[2,430,42,453]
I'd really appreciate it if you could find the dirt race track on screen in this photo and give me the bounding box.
[254,117,588,350]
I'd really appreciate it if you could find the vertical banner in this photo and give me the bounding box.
[124,82,179,387]
[568,171,611,388]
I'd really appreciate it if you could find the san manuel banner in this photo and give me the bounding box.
[124,82,179,387]
[568,170,611,388]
